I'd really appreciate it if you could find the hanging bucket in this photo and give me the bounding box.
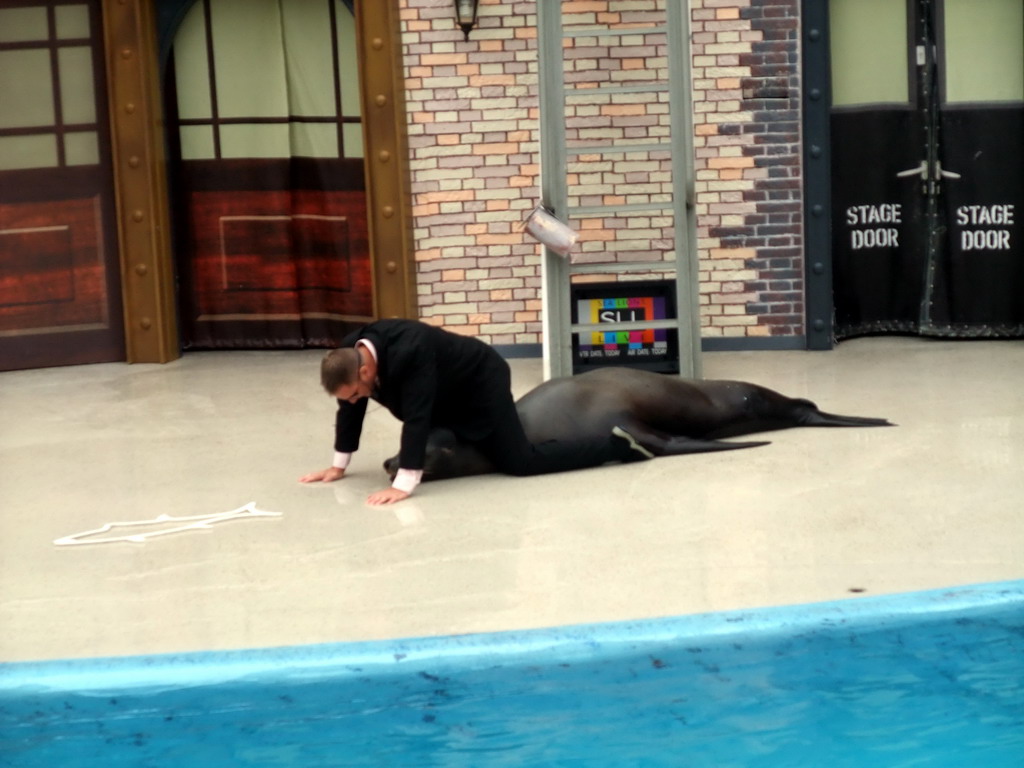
[522,204,578,256]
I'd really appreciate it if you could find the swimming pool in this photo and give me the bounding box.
[2,581,1022,767]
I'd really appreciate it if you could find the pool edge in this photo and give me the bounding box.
[3,578,1023,695]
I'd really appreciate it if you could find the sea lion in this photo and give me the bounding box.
[384,367,892,481]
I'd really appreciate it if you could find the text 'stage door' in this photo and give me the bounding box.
[0,1,124,371]
[168,0,373,349]
[830,0,1023,338]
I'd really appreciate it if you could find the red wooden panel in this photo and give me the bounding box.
[187,189,372,319]
[293,215,353,292]
[220,214,351,292]
[0,198,109,334]
[0,227,74,305]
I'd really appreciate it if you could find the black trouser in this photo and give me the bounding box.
[468,386,621,477]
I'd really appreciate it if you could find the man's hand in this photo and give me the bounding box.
[366,488,410,506]
[299,467,346,483]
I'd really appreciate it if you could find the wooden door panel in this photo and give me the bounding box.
[187,189,372,320]
[0,197,111,335]
[220,215,351,293]
[0,0,122,371]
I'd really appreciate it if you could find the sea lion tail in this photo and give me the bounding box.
[802,408,895,428]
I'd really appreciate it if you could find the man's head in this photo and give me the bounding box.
[321,347,376,403]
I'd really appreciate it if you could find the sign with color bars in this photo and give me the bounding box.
[576,296,668,348]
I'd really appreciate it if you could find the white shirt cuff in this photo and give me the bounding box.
[391,468,423,495]
[332,451,351,470]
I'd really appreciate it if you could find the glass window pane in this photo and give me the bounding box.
[944,0,1024,102]
[173,0,213,120]
[64,131,99,165]
[0,50,55,129]
[335,1,362,118]
[342,122,363,159]
[0,7,48,43]
[290,122,338,158]
[211,0,288,119]
[830,0,909,106]
[59,47,97,125]
[55,4,90,39]
[220,123,290,158]
[179,125,216,160]
[282,0,335,117]
[0,134,59,171]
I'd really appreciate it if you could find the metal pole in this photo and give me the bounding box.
[667,0,702,377]
[536,0,572,379]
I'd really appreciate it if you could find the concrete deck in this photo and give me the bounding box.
[2,337,1022,662]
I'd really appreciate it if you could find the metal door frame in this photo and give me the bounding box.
[802,0,1023,344]
[801,0,836,349]
[536,1,702,379]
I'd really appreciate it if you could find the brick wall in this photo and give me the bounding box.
[691,0,804,338]
[401,0,540,345]
[399,0,804,345]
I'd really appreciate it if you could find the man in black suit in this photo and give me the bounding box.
[300,319,653,505]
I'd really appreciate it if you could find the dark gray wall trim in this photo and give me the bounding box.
[493,344,544,359]
[702,336,808,352]
[494,337,809,360]
[801,0,834,349]
[156,0,196,68]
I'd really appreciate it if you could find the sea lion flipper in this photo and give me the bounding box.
[659,436,771,455]
[617,423,770,456]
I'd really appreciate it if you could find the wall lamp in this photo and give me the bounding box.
[455,0,479,40]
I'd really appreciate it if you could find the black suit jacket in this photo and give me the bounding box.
[334,319,512,470]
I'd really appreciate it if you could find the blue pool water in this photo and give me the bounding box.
[2,582,1023,767]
